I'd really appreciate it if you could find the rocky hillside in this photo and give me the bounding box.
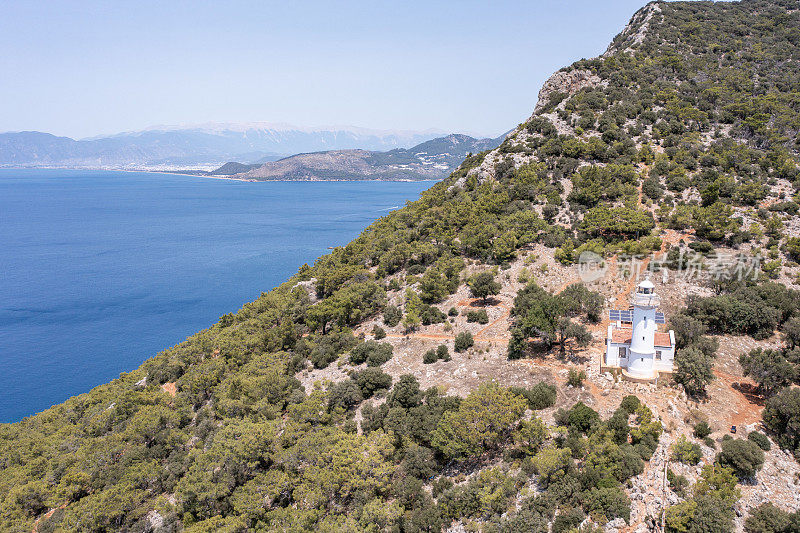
[3,1,800,532]
[228,134,504,181]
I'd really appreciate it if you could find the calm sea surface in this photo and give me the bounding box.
[0,169,433,422]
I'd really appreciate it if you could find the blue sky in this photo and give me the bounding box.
[0,0,648,139]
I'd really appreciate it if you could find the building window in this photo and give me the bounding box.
[655,350,662,361]
[618,347,626,358]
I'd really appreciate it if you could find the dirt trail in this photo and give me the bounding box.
[32,502,67,533]
[475,302,511,339]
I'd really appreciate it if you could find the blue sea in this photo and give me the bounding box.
[0,169,433,422]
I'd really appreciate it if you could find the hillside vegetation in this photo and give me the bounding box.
[3,1,800,532]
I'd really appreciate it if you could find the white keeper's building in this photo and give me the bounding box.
[604,279,675,381]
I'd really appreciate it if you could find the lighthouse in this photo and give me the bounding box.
[604,279,675,381]
[627,279,659,378]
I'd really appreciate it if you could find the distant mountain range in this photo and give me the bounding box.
[209,133,506,181]
[0,123,452,170]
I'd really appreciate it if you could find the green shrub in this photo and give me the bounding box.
[438,467,519,521]
[559,402,600,434]
[388,374,422,409]
[529,382,557,410]
[694,420,712,439]
[423,349,438,364]
[552,507,586,533]
[383,305,402,327]
[500,503,551,532]
[580,485,631,523]
[436,344,450,362]
[620,395,641,414]
[402,499,442,533]
[685,283,798,341]
[629,405,662,460]
[744,503,796,533]
[466,309,489,324]
[716,438,765,480]
[454,332,474,352]
[739,348,796,397]
[642,175,664,200]
[671,435,702,465]
[567,368,587,387]
[367,348,393,367]
[352,367,392,398]
[747,431,771,452]
[666,493,736,533]
[407,264,426,276]
[674,346,715,397]
[448,307,458,316]
[607,408,631,444]
[762,387,800,455]
[513,417,548,456]
[371,325,386,340]
[669,313,708,349]
[310,330,358,369]
[511,382,557,410]
[349,341,394,367]
[633,442,655,461]
[468,272,501,303]
[431,383,527,460]
[399,444,436,480]
[328,380,363,410]
[667,469,689,497]
[431,477,453,498]
[420,304,447,325]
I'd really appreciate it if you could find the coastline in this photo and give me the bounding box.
[0,166,442,183]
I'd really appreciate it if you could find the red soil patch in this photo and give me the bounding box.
[161,382,177,397]
[712,369,764,428]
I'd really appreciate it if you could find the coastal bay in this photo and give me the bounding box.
[0,169,432,421]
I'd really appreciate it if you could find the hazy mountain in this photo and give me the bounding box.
[222,133,506,181]
[0,123,449,170]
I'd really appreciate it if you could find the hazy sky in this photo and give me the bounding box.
[0,0,648,139]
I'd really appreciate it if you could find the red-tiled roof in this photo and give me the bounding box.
[611,329,632,344]
[610,328,672,347]
[655,332,672,347]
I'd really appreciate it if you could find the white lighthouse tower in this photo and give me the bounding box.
[627,279,659,378]
[604,279,675,381]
